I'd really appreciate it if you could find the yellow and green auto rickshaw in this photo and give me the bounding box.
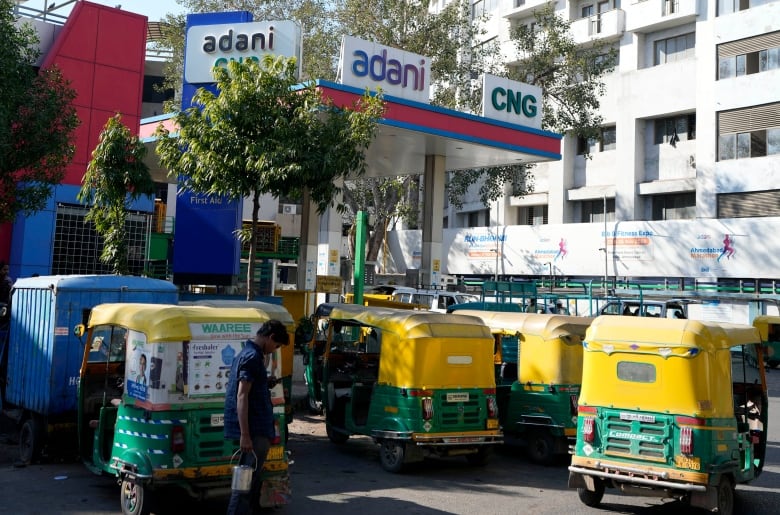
[569,316,768,515]
[752,315,780,369]
[319,304,502,472]
[457,311,591,464]
[76,303,293,515]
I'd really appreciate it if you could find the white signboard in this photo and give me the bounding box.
[482,73,542,129]
[184,21,301,84]
[338,35,430,103]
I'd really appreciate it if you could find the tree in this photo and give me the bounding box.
[77,114,155,275]
[447,3,617,208]
[155,55,383,299]
[0,0,79,223]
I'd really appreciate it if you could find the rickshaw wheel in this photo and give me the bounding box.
[120,479,152,515]
[465,446,493,466]
[577,481,605,507]
[716,477,735,515]
[18,416,42,464]
[379,440,406,473]
[326,425,349,444]
[768,360,780,369]
[307,394,323,415]
[526,431,555,465]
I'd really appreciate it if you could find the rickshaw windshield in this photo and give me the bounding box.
[88,324,127,363]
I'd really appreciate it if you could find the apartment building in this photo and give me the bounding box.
[386,0,780,290]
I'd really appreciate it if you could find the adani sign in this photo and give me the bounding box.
[338,35,430,104]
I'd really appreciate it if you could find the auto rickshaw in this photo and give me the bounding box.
[319,304,502,472]
[456,310,590,464]
[76,303,293,515]
[752,315,780,368]
[569,316,768,515]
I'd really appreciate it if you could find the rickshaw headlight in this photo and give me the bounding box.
[171,425,186,453]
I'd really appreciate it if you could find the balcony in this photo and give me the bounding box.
[570,9,626,46]
[502,0,555,21]
[625,0,698,33]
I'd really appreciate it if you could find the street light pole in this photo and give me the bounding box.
[603,194,608,295]
[494,199,499,282]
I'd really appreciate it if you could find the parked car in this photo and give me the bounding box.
[598,298,690,319]
[390,287,479,313]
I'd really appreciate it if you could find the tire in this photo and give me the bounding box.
[120,479,153,515]
[307,394,323,415]
[378,440,406,473]
[326,424,349,444]
[465,446,493,466]
[768,360,780,369]
[577,480,605,507]
[526,431,555,465]
[18,417,42,464]
[716,477,735,515]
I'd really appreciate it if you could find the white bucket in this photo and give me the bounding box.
[230,450,257,493]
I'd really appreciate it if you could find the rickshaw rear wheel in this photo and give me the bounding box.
[379,440,406,473]
[465,446,493,466]
[326,425,349,444]
[577,480,605,507]
[18,416,43,465]
[120,479,153,515]
[716,476,735,515]
[768,359,780,369]
[526,431,555,465]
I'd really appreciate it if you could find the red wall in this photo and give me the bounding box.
[40,1,147,185]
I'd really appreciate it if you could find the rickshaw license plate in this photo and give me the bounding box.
[446,393,469,402]
[266,446,284,461]
[674,455,701,471]
[210,414,224,427]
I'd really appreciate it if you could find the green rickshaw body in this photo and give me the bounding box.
[568,316,768,515]
[752,315,780,368]
[78,303,293,514]
[457,310,590,463]
[320,304,502,471]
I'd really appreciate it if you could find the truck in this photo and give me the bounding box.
[0,275,179,463]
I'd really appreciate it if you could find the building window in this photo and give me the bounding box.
[718,190,780,218]
[443,216,449,229]
[519,205,548,226]
[652,192,696,220]
[718,32,780,79]
[466,209,488,227]
[142,76,174,104]
[654,114,696,146]
[718,0,773,16]
[53,204,150,275]
[718,102,780,161]
[581,198,616,223]
[577,125,617,154]
[654,32,695,65]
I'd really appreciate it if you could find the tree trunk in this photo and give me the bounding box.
[246,192,260,301]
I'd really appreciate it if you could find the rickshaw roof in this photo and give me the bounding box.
[455,310,592,340]
[327,303,491,338]
[752,315,780,326]
[88,303,287,342]
[585,315,761,352]
[185,299,294,325]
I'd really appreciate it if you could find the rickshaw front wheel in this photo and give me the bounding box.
[326,425,349,444]
[379,440,406,473]
[577,480,605,507]
[527,431,555,465]
[120,479,153,515]
[18,416,43,465]
[716,477,735,515]
[307,394,323,415]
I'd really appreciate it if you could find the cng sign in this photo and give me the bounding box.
[482,73,542,130]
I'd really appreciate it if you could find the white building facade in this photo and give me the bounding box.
[385,0,780,294]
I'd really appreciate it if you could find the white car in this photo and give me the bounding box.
[390,287,480,313]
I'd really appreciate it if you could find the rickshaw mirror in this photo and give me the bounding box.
[74,324,85,337]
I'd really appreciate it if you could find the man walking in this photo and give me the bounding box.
[224,320,289,515]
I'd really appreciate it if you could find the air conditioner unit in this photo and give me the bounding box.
[281,204,296,215]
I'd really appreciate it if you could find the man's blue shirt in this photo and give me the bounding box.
[223,340,275,440]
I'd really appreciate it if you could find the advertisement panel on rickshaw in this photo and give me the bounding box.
[77,303,292,515]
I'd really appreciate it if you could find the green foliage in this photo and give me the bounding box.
[78,114,155,275]
[0,0,79,223]
[155,55,383,297]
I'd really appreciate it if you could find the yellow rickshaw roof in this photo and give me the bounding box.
[88,303,292,342]
[327,303,492,338]
[752,315,780,326]
[585,315,760,353]
[454,310,592,340]
[183,300,294,325]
